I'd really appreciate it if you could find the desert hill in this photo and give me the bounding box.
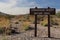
[0,12,60,29]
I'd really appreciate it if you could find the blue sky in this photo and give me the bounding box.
[35,0,60,9]
[0,0,60,15]
[17,0,60,9]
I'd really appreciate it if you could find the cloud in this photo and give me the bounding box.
[0,0,39,15]
[5,7,29,15]
[0,0,17,13]
[1,0,59,15]
[0,0,17,9]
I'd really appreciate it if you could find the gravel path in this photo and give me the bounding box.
[0,24,60,40]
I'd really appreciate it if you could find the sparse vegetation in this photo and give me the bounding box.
[0,12,60,35]
[0,11,60,40]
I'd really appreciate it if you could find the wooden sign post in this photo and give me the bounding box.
[35,15,37,37]
[30,7,56,37]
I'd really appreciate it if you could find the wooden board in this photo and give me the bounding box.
[30,7,56,15]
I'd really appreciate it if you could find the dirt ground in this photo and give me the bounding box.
[0,24,60,40]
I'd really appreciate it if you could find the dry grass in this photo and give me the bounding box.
[0,17,10,28]
[0,15,60,31]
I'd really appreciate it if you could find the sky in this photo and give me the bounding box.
[0,0,60,15]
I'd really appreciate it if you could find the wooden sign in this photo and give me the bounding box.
[29,7,56,38]
[30,7,56,15]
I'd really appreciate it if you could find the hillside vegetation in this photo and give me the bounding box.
[0,12,60,34]
[0,12,60,27]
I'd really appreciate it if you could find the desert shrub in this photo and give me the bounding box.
[7,15,15,19]
[0,27,18,35]
[2,37,7,40]
[23,22,30,31]
[51,20,59,25]
[37,15,45,21]
[0,27,7,34]
[24,26,34,31]
[19,20,21,21]
[41,22,52,27]
[44,24,48,26]
[15,22,19,24]
[23,25,29,31]
[5,27,20,35]
[41,19,48,27]
[51,19,59,25]
[41,19,53,27]
[0,27,4,34]
[52,22,59,25]
[6,28,11,35]
[41,23,48,27]
[56,12,60,18]
[0,27,11,35]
